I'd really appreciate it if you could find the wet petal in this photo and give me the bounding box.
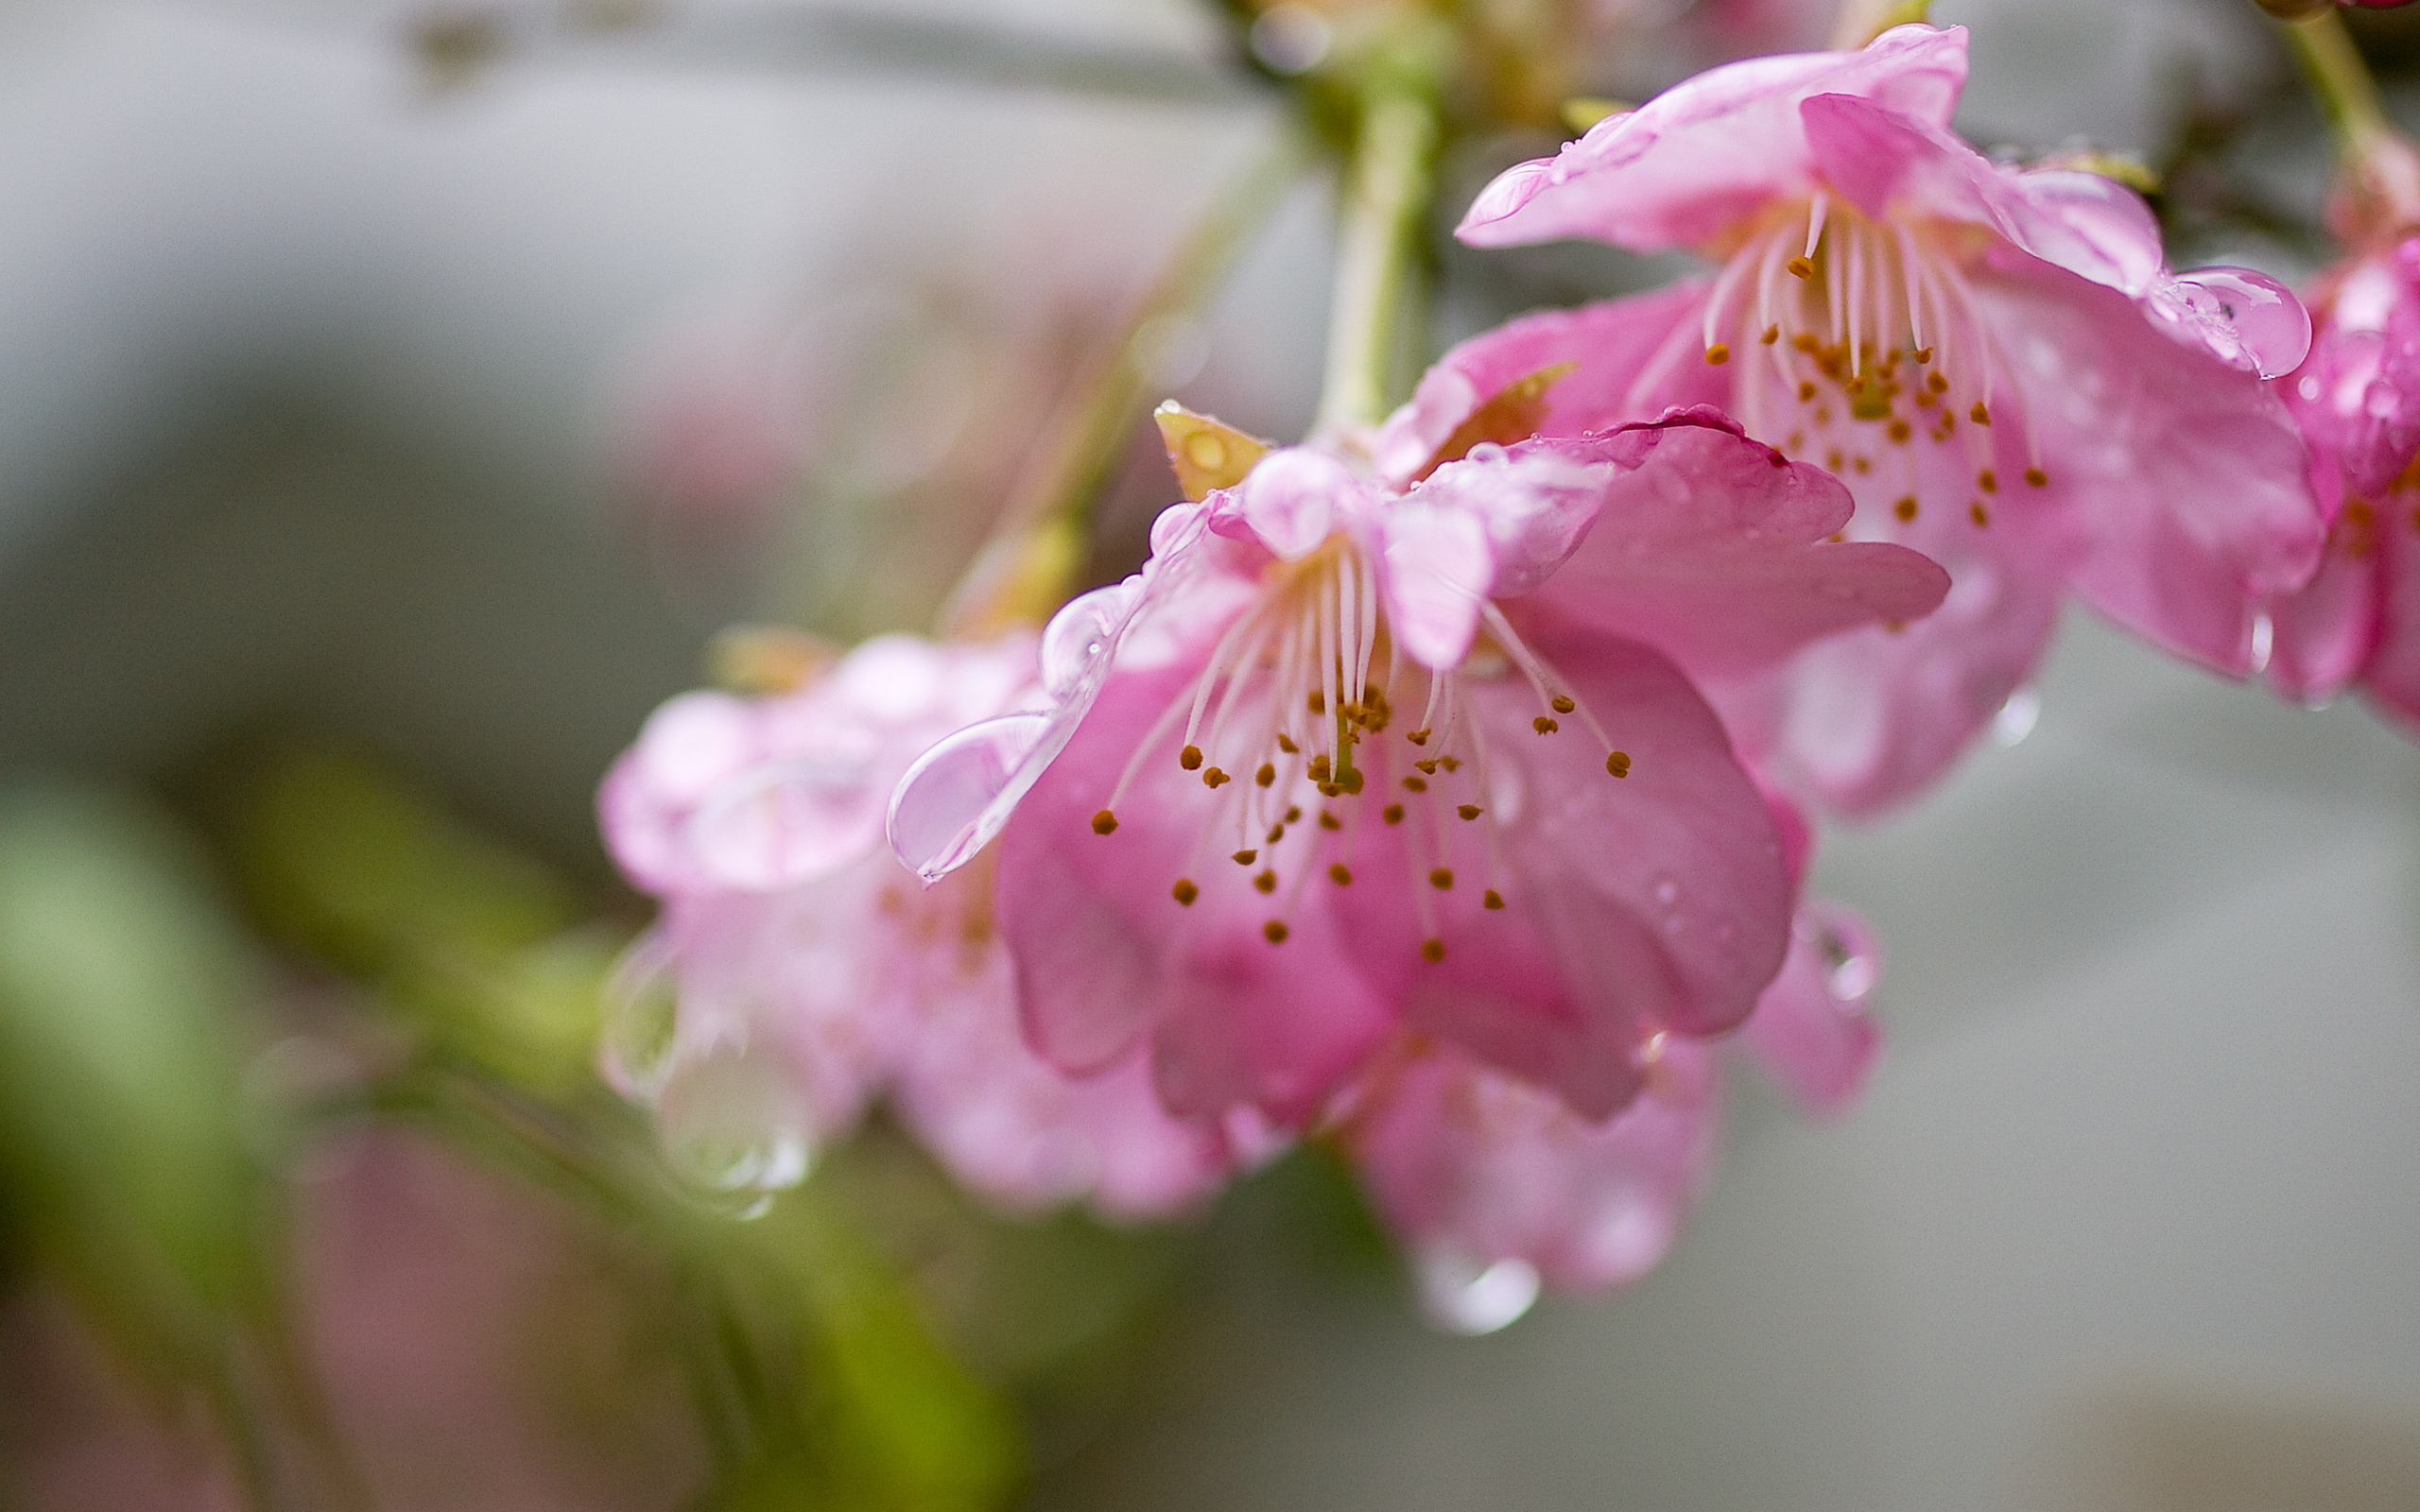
[1734,899,1883,1117]
[2143,266,2312,379]
[1379,283,1723,474]
[1528,414,1951,679]
[1350,1040,1720,1297]
[1976,262,2323,673]
[1738,542,2062,816]
[1457,24,1969,252]
[1332,629,1790,1117]
[1380,501,1495,669]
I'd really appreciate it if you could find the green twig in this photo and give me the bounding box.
[1313,82,1440,434]
[940,125,1311,633]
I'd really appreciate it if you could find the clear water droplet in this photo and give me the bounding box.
[2249,610,2275,676]
[887,710,1053,881]
[1802,902,1880,1008]
[2151,266,2312,378]
[1040,585,1131,699]
[656,1045,815,1196]
[1989,686,2040,747]
[1651,875,1680,906]
[1416,1250,1541,1335]
[601,932,683,1103]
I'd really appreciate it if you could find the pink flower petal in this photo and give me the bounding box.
[1331,628,1791,1118]
[1457,24,1969,252]
[2358,497,2420,726]
[890,954,1246,1221]
[1800,93,2168,298]
[1527,411,1952,679]
[994,667,1394,1124]
[1379,283,1724,482]
[1214,448,1357,560]
[1350,1040,1721,1296]
[2287,241,2420,499]
[1379,500,1495,668]
[1733,899,1883,1117]
[1737,540,2061,816]
[1974,263,2324,673]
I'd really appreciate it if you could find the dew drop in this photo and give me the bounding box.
[601,932,683,1103]
[1989,686,2040,747]
[1417,1250,1541,1335]
[1039,584,1132,697]
[888,709,1053,881]
[655,1046,815,1199]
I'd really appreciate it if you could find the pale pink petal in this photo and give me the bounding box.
[1740,539,2061,816]
[1975,263,2324,673]
[994,667,1394,1125]
[1350,1040,1721,1297]
[1524,411,1951,678]
[2287,240,2420,499]
[1378,283,1724,479]
[889,947,1242,1220]
[1378,501,1495,668]
[2268,526,2379,708]
[1213,447,1356,560]
[598,691,761,893]
[1733,899,1882,1117]
[2359,497,2420,726]
[1801,93,2168,298]
[1331,629,1790,1118]
[1457,24,1969,251]
[683,757,889,891]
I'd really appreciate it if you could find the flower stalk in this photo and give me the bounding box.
[942,128,1310,636]
[1314,74,1442,435]
[2281,6,2420,237]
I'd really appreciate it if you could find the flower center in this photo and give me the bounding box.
[1088,535,1632,962]
[1655,194,2050,529]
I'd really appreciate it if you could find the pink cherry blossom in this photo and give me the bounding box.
[1341,895,1883,1321]
[2266,231,2420,726]
[891,409,1943,1128]
[1456,24,2324,814]
[598,633,1244,1218]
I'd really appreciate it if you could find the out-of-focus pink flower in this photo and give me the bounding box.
[599,634,1244,1218]
[2268,199,2420,723]
[891,408,1941,1127]
[1456,24,2324,815]
[1342,895,1882,1325]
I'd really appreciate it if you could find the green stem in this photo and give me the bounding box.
[1314,82,1441,434]
[2287,7,2395,156]
[939,126,1310,634]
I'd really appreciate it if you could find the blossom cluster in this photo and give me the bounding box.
[599,22,2380,1323]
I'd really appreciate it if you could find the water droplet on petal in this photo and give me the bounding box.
[2249,610,2275,676]
[1417,1250,1541,1335]
[1040,585,1132,698]
[1989,686,2040,747]
[888,710,1053,880]
[1651,875,1680,906]
[1799,900,1880,1008]
[601,932,682,1102]
[656,1044,815,1198]
[2152,267,2312,378]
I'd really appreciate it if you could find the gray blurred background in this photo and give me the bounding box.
[4,2,2418,1508]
